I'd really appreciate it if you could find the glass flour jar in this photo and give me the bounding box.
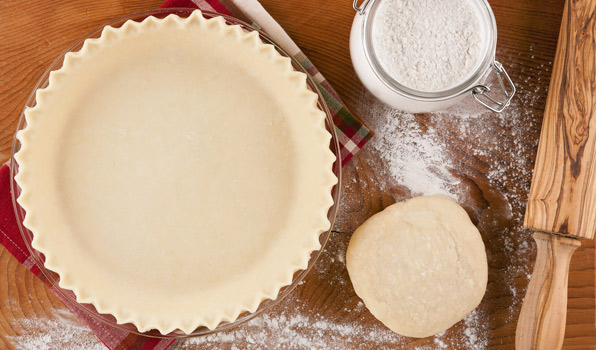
[350,0,515,113]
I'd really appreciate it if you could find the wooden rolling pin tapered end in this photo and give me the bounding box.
[515,232,580,349]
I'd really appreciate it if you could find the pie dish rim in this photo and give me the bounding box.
[9,8,342,338]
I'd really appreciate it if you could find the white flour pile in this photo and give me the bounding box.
[372,0,483,91]
[370,111,461,199]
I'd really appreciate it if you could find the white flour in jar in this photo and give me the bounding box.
[372,0,483,91]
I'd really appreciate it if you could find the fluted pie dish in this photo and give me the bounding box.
[12,10,338,335]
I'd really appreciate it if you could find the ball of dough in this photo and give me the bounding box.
[346,195,487,338]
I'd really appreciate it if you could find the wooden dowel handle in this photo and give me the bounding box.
[515,232,581,349]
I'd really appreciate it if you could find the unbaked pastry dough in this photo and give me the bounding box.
[346,196,487,338]
[15,11,336,334]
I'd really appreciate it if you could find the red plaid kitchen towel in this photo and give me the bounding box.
[0,164,175,350]
[1,1,372,349]
[162,0,373,164]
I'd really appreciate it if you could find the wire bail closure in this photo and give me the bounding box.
[471,61,516,113]
[352,1,515,113]
[353,0,371,14]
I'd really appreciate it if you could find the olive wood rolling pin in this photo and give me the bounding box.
[516,0,596,349]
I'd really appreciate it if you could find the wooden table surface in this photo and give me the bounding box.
[1,0,595,349]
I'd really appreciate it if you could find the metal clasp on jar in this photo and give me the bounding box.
[470,61,516,113]
[352,0,516,113]
[353,0,372,14]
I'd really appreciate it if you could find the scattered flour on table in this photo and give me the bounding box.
[462,310,488,349]
[8,49,546,350]
[370,110,461,199]
[175,295,488,350]
[174,237,488,350]
[178,312,403,350]
[372,0,483,91]
[9,309,104,350]
[347,47,547,345]
[177,311,487,350]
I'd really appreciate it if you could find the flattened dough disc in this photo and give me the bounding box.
[346,196,488,338]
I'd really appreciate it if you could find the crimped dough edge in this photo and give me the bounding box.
[15,10,337,334]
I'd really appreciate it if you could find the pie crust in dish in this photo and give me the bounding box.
[15,11,336,334]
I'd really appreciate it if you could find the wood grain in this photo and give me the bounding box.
[0,0,595,349]
[518,0,596,347]
[516,232,581,349]
[524,0,596,239]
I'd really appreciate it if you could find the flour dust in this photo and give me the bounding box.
[9,309,104,350]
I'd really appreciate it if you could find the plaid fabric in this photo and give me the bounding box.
[0,164,175,350]
[161,0,373,163]
[2,1,373,349]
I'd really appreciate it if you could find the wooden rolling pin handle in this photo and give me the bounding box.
[515,232,581,350]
